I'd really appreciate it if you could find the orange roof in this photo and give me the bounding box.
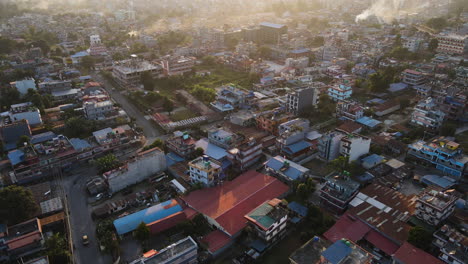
[39,212,65,227]
[143,249,158,258]
[201,230,232,253]
[7,231,42,250]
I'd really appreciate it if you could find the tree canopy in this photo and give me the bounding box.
[134,222,150,243]
[0,185,39,225]
[95,154,122,174]
[45,233,70,264]
[407,226,432,251]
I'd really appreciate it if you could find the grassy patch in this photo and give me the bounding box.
[259,233,303,264]
[302,159,335,177]
[170,109,198,121]
[455,131,468,155]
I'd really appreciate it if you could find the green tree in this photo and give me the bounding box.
[134,222,150,243]
[63,117,97,138]
[143,139,166,151]
[297,183,309,201]
[428,38,438,52]
[399,98,410,109]
[95,154,122,174]
[317,94,336,116]
[112,52,124,61]
[193,147,205,157]
[0,185,39,225]
[426,17,448,31]
[162,97,174,114]
[140,71,154,91]
[45,233,70,264]
[258,45,272,58]
[328,156,349,172]
[81,56,95,69]
[16,135,31,148]
[407,226,432,250]
[440,122,457,137]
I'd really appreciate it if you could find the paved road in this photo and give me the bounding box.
[62,167,112,264]
[91,73,164,143]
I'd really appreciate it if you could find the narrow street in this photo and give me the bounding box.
[91,72,164,143]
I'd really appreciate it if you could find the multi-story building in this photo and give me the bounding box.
[244,198,288,244]
[227,137,263,171]
[210,85,250,112]
[402,37,421,52]
[207,128,240,149]
[286,85,320,115]
[83,100,114,121]
[103,147,167,193]
[10,78,36,95]
[276,119,313,161]
[318,130,345,161]
[8,102,42,126]
[336,101,364,121]
[435,92,467,122]
[188,156,222,186]
[278,118,310,135]
[340,134,371,162]
[258,22,287,44]
[436,34,467,55]
[3,218,44,261]
[265,156,310,182]
[415,188,458,226]
[130,236,198,264]
[432,224,468,264]
[411,97,446,130]
[166,131,197,158]
[320,175,360,214]
[328,83,352,101]
[407,136,468,179]
[38,80,72,93]
[161,56,196,76]
[112,56,163,88]
[256,110,294,136]
[402,69,426,86]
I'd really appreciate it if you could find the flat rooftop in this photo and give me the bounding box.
[321,175,360,201]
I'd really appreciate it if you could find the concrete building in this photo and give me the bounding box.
[258,22,287,44]
[402,69,426,86]
[320,175,360,214]
[340,134,371,163]
[189,156,222,186]
[3,218,44,261]
[38,80,72,93]
[407,137,468,179]
[207,128,240,149]
[83,100,114,120]
[227,138,263,171]
[161,56,196,76]
[130,236,198,264]
[256,111,294,136]
[112,56,163,88]
[9,102,42,126]
[328,83,352,101]
[432,224,468,264]
[244,198,288,244]
[265,156,310,182]
[415,188,458,226]
[411,97,446,130]
[286,85,320,115]
[104,148,167,193]
[402,37,421,52]
[211,85,250,112]
[318,130,345,161]
[10,78,36,95]
[336,101,364,121]
[166,131,197,159]
[278,118,310,136]
[89,34,101,46]
[436,34,467,55]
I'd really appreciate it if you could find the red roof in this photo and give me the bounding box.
[201,230,232,253]
[147,211,187,235]
[323,214,371,243]
[7,231,42,250]
[182,171,289,236]
[393,242,444,264]
[364,230,399,255]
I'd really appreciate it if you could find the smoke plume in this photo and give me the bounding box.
[355,0,429,24]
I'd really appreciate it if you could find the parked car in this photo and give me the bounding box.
[82,235,89,246]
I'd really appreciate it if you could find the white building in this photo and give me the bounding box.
[402,37,421,52]
[90,34,101,46]
[415,188,458,226]
[10,78,36,95]
[104,148,167,193]
[318,130,345,161]
[245,199,288,243]
[9,102,42,126]
[286,85,320,115]
[436,34,467,55]
[129,236,198,264]
[339,134,371,163]
[161,56,196,76]
[112,56,163,88]
[188,156,222,186]
[83,100,113,120]
[411,97,446,130]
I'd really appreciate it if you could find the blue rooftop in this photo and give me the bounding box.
[361,154,384,169]
[367,98,386,105]
[322,240,353,264]
[290,48,310,54]
[8,149,25,166]
[195,138,228,160]
[421,175,456,189]
[113,199,183,235]
[31,131,56,144]
[166,152,185,167]
[259,22,285,29]
[388,82,408,93]
[265,156,309,181]
[288,202,308,217]
[70,138,92,151]
[356,116,381,128]
[71,51,89,58]
[283,140,312,155]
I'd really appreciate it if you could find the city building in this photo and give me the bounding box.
[8,102,42,126]
[256,111,294,136]
[336,101,364,121]
[402,37,421,52]
[402,69,426,86]
[10,78,36,95]
[166,131,197,159]
[258,22,287,44]
[112,56,163,88]
[393,242,444,264]
[407,136,468,179]
[161,56,196,76]
[328,83,353,101]
[286,85,320,115]
[278,118,310,135]
[374,100,401,117]
[38,80,72,93]
[340,134,371,162]
[3,218,44,261]
[103,147,167,193]
[432,224,468,264]
[265,156,310,182]
[83,100,114,120]
[130,236,198,264]
[188,156,223,186]
[320,175,360,214]
[411,97,446,130]
[435,92,467,122]
[211,85,250,112]
[318,130,345,161]
[244,198,289,243]
[207,128,240,149]
[436,34,467,55]
[227,137,263,171]
[415,187,458,226]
